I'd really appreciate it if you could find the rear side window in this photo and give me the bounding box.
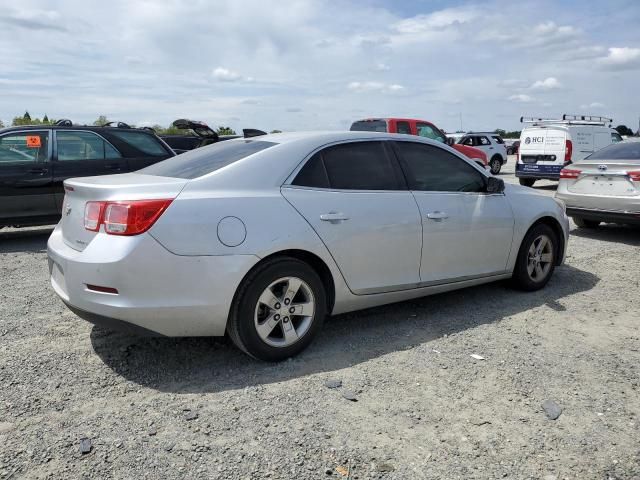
[396,121,411,135]
[109,131,168,156]
[0,131,49,164]
[294,141,402,190]
[395,141,486,192]
[140,140,277,179]
[56,131,122,161]
[350,120,388,133]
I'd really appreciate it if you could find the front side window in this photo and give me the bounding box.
[395,141,486,192]
[492,136,505,144]
[56,131,121,161]
[0,131,49,164]
[416,123,446,143]
[109,130,168,156]
[478,136,491,146]
[611,132,623,143]
[293,141,403,190]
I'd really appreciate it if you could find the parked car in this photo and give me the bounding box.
[506,140,520,155]
[458,132,508,175]
[350,118,488,169]
[0,120,174,229]
[556,141,640,227]
[516,115,620,187]
[48,131,569,361]
[160,119,267,154]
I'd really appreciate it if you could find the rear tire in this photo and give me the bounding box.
[490,156,502,175]
[573,217,600,228]
[519,178,536,187]
[512,224,558,291]
[227,257,326,361]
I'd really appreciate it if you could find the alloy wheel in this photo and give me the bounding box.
[527,234,553,282]
[254,277,315,347]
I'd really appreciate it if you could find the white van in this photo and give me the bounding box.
[516,115,623,187]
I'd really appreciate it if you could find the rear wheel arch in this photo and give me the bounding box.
[232,249,336,315]
[525,216,565,266]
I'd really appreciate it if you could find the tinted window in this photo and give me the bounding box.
[0,131,49,164]
[416,123,446,143]
[140,140,277,179]
[292,153,329,188]
[396,121,411,134]
[162,137,200,151]
[586,142,640,160]
[321,141,402,190]
[478,136,491,146]
[492,136,505,144]
[109,130,168,156]
[611,132,623,143]
[350,120,388,133]
[395,141,486,192]
[56,131,121,161]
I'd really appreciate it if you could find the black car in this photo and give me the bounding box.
[0,120,174,229]
[506,140,520,155]
[160,119,267,154]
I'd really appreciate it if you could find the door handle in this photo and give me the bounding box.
[28,167,48,175]
[426,211,449,221]
[320,212,349,223]
[105,163,122,171]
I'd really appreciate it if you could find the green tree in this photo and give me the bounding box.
[23,111,31,122]
[0,119,4,129]
[43,114,49,123]
[216,126,236,135]
[93,115,109,126]
[615,125,634,136]
[494,129,506,137]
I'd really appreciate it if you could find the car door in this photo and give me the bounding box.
[52,130,127,212]
[0,130,56,224]
[392,140,514,284]
[281,140,422,294]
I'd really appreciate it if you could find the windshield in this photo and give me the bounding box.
[140,139,277,179]
[585,142,640,160]
[350,120,388,133]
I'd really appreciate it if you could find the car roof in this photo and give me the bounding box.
[352,117,437,124]
[0,124,155,135]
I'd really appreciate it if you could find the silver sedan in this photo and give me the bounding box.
[48,132,569,360]
[556,141,640,228]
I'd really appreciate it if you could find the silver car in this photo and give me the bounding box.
[47,132,569,361]
[556,141,640,228]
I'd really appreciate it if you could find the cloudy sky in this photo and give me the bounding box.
[1,0,639,132]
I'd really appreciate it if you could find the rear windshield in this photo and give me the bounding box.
[586,142,640,160]
[350,120,388,133]
[139,139,276,179]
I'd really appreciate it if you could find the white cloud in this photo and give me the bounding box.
[212,67,243,82]
[531,77,561,90]
[580,102,605,109]
[375,62,390,71]
[599,47,640,70]
[508,94,533,103]
[348,81,404,93]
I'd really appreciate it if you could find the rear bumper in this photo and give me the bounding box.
[566,207,640,225]
[47,226,260,336]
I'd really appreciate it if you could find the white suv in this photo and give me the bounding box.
[458,133,508,174]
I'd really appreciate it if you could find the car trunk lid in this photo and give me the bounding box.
[61,173,187,251]
[567,162,640,196]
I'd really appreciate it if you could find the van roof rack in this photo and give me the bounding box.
[54,119,73,126]
[520,114,612,126]
[103,121,132,129]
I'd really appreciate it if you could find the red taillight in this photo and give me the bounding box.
[564,139,573,164]
[629,171,640,182]
[84,202,104,231]
[560,168,581,179]
[84,199,172,235]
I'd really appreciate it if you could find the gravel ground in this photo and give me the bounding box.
[1,158,639,479]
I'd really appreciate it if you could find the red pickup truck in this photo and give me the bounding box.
[350,118,488,168]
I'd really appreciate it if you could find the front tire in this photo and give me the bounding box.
[512,224,558,291]
[227,258,327,361]
[573,217,600,228]
[490,156,502,175]
[519,178,536,187]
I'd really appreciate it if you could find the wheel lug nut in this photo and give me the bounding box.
[284,299,290,305]
[289,307,295,314]
[283,317,289,323]
[274,303,281,310]
[274,314,280,321]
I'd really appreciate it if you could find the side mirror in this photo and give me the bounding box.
[486,176,505,194]
[446,137,455,146]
